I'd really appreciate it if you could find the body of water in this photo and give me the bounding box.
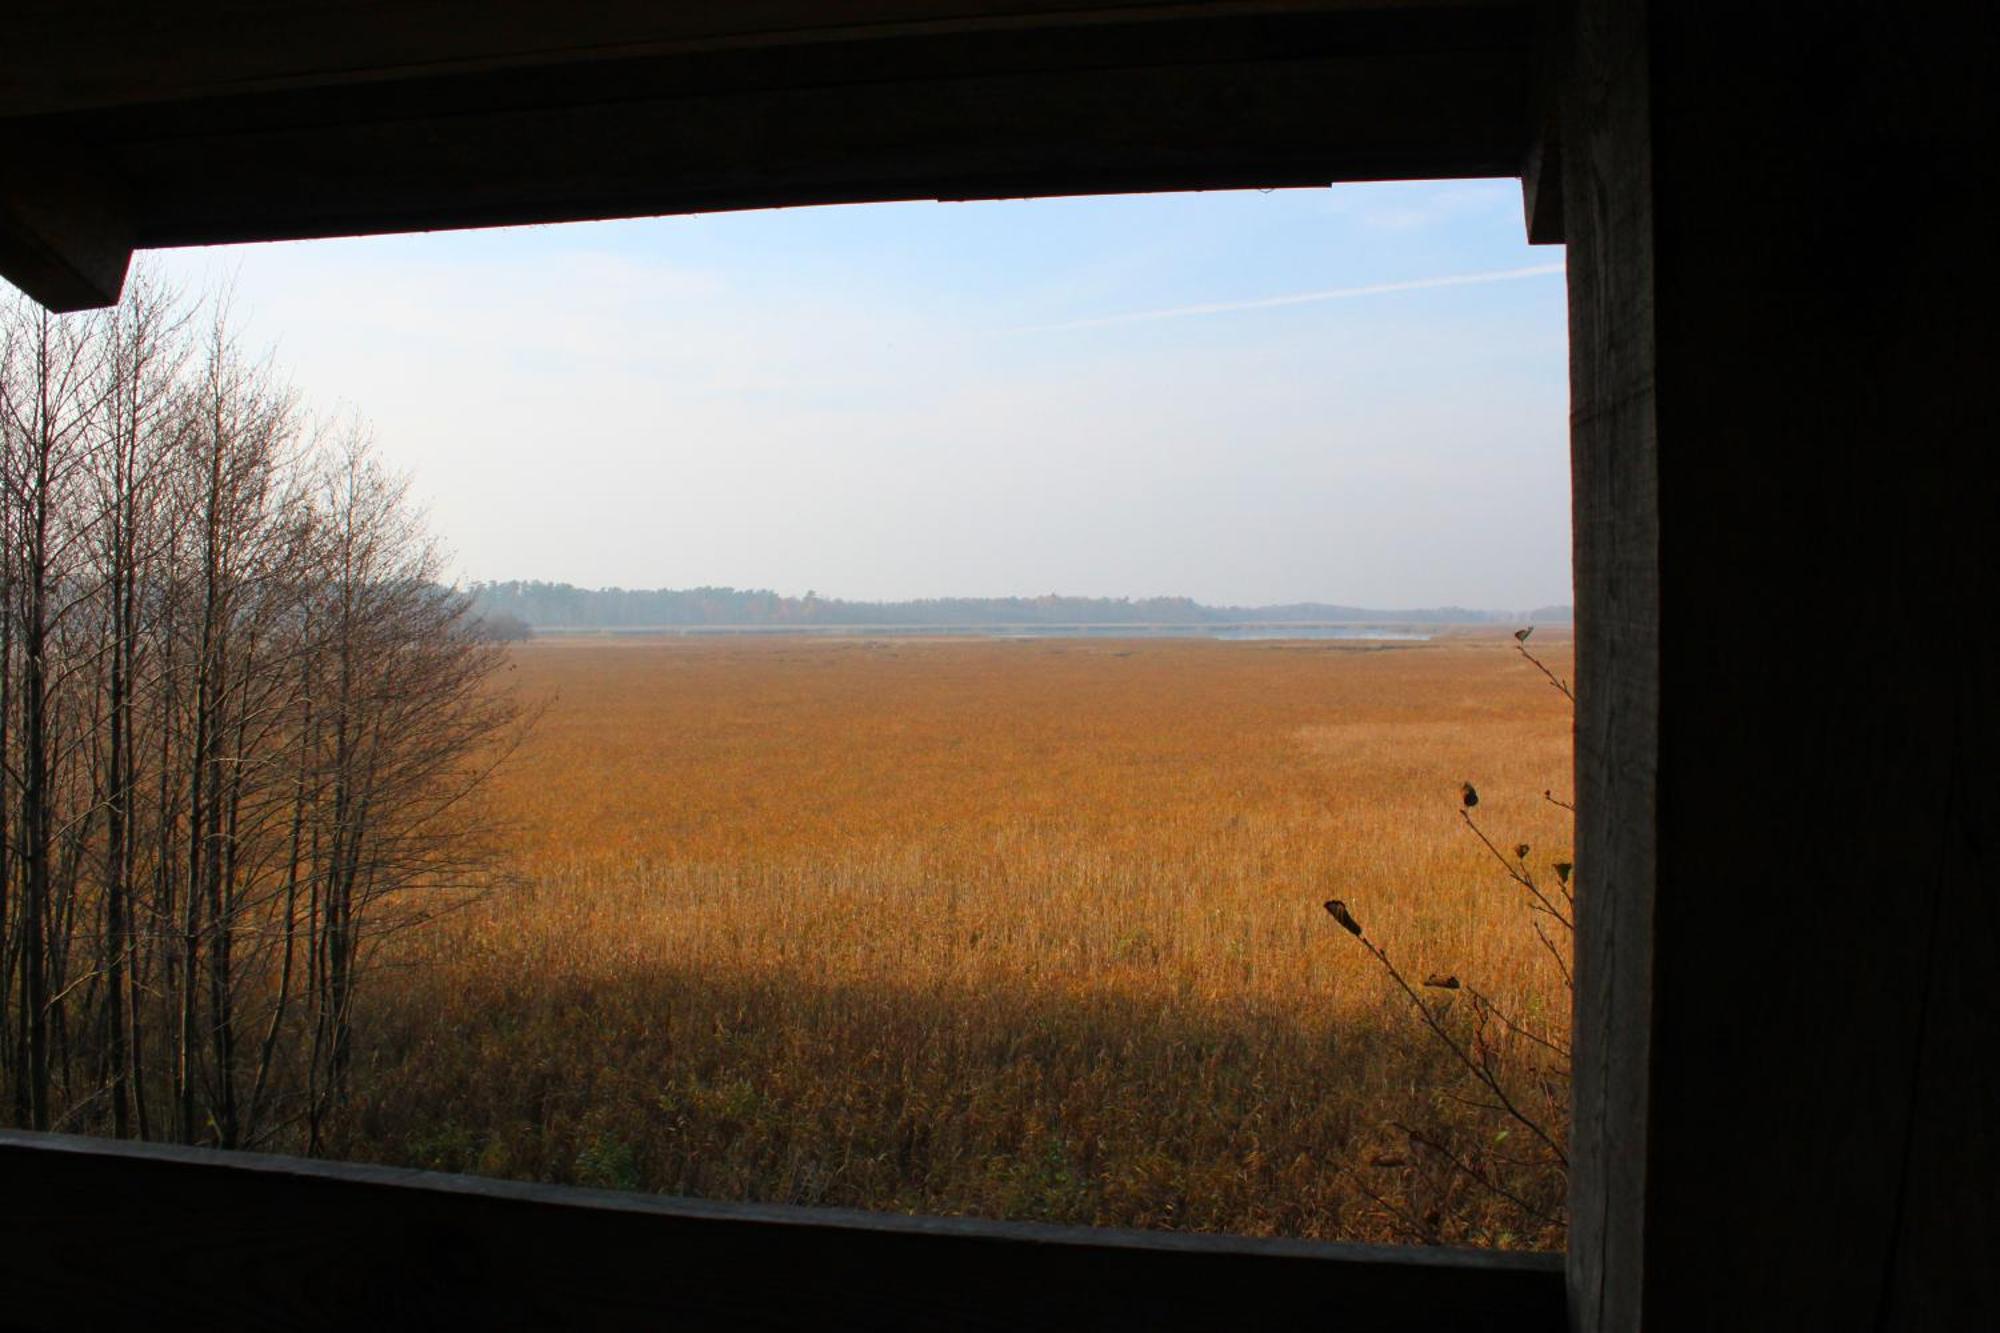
[540,623,1437,641]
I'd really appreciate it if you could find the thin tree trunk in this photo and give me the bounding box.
[247,655,314,1142]
[19,319,57,1131]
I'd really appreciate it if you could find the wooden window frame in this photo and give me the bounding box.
[0,6,1583,1328]
[29,2,1989,1327]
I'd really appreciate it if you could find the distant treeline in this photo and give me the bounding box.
[469,581,1573,630]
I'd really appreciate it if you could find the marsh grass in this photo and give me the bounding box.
[332,632,1572,1245]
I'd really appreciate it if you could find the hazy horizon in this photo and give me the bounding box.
[146,181,1572,609]
[468,577,1570,616]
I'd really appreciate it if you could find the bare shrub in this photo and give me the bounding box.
[1325,628,1572,1248]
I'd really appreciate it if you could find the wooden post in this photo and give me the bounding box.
[1561,2,1998,1326]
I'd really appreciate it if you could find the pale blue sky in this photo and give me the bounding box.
[147,180,1570,609]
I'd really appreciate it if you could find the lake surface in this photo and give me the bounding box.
[545,623,1436,641]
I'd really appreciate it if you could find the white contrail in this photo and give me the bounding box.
[1014,262,1565,333]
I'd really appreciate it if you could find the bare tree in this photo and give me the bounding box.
[0,276,525,1153]
[0,300,112,1130]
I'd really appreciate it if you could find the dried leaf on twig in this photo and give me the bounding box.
[1322,899,1363,937]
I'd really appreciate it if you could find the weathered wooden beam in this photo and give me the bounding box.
[1639,5,1996,1324]
[1563,1,1999,1328]
[1,1,1527,117]
[1520,114,1562,244]
[0,4,1536,306]
[0,1130,1566,1332]
[0,151,134,310]
[1518,0,1563,244]
[1559,0,1655,1326]
[113,45,1528,250]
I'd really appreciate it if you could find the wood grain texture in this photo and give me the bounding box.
[107,42,1528,248]
[1564,2,1999,1327]
[0,4,1534,304]
[0,152,133,311]
[1517,0,1563,244]
[0,1,1527,116]
[0,1130,1565,1332]
[1640,4,1997,1326]
[1558,2,1656,1329]
[7,3,1993,1327]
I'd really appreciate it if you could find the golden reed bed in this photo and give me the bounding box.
[342,631,1574,1246]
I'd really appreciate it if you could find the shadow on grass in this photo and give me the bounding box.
[336,964,1562,1246]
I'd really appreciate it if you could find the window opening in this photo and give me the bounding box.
[0,183,1571,1249]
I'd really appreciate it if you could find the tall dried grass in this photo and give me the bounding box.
[334,632,1573,1246]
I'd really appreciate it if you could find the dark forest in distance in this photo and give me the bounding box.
[471,580,1575,632]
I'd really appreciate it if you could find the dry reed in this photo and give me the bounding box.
[335,631,1573,1245]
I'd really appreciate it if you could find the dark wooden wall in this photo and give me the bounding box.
[1558,0,1657,1326]
[0,1130,1564,1332]
[3,2,1996,1328]
[1562,1,1998,1326]
[0,1,1536,311]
